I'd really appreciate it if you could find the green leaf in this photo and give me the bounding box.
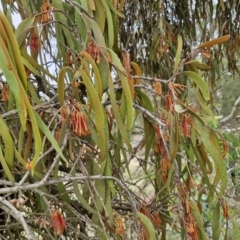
[233,220,240,239]
[107,73,132,151]
[22,50,58,82]
[0,145,14,181]
[75,10,87,40]
[72,168,98,215]
[108,49,134,131]
[0,36,27,129]
[183,71,210,100]
[106,0,125,18]
[196,89,216,124]
[57,66,72,106]
[78,69,106,162]
[0,11,27,89]
[94,0,106,32]
[33,111,69,165]
[173,35,183,72]
[189,139,214,200]
[194,118,227,199]
[0,116,14,171]
[196,35,230,49]
[80,51,103,98]
[15,15,37,47]
[169,112,179,162]
[143,118,155,163]
[27,81,41,104]
[52,0,75,55]
[185,60,211,71]
[136,212,157,240]
[191,201,209,240]
[101,0,114,48]
[87,17,108,90]
[135,88,154,112]
[212,202,222,240]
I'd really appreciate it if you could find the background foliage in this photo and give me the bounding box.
[0,0,239,239]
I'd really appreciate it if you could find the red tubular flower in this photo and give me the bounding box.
[29,31,40,51]
[51,209,66,236]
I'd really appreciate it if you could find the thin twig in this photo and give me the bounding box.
[133,103,166,127]
[0,197,37,240]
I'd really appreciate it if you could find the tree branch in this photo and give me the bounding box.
[0,197,37,240]
[0,175,137,212]
[220,96,240,124]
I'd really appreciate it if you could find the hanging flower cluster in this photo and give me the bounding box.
[60,103,90,137]
[70,110,90,136]
[28,30,40,51]
[41,0,52,23]
[139,203,162,239]
[154,125,168,156]
[181,113,193,138]
[114,214,126,235]
[51,208,66,236]
[154,124,171,182]
[185,213,198,240]
[153,81,162,96]
[65,50,73,65]
[165,91,174,111]
[159,156,171,182]
[178,183,198,240]
[221,201,230,220]
[1,85,9,101]
[87,41,101,63]
[35,217,50,229]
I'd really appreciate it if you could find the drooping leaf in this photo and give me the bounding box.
[78,69,107,162]
[185,60,211,71]
[183,71,210,100]
[101,0,114,48]
[212,202,222,240]
[0,145,14,181]
[15,14,39,47]
[173,35,183,72]
[107,73,132,150]
[0,116,14,179]
[0,36,27,129]
[108,49,134,131]
[196,35,230,49]
[80,51,103,99]
[131,61,142,85]
[233,220,240,239]
[0,10,28,89]
[194,118,227,199]
[33,111,68,165]
[57,66,72,106]
[137,212,157,240]
[191,201,209,240]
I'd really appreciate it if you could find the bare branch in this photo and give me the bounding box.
[220,96,240,124]
[0,175,137,212]
[0,197,37,240]
[133,103,166,127]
